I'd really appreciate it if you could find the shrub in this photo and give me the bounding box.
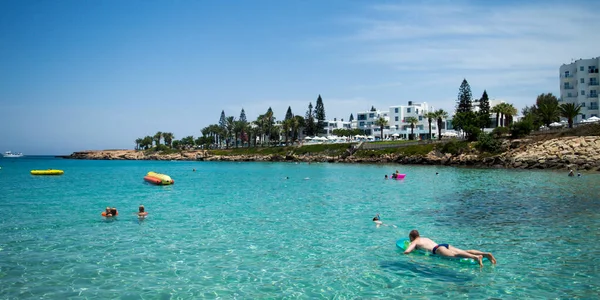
[510,120,534,138]
[492,127,510,138]
[439,140,469,155]
[463,125,482,141]
[476,132,502,153]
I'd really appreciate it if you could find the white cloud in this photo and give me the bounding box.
[327,0,600,113]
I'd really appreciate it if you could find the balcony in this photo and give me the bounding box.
[588,94,598,99]
[563,86,574,90]
[588,69,599,74]
[561,74,574,78]
[589,82,599,86]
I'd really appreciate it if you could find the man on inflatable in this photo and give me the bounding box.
[403,230,497,267]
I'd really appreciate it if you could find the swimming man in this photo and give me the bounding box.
[403,230,496,267]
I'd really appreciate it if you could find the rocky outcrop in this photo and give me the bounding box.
[59,136,600,171]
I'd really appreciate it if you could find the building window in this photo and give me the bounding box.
[418,116,423,121]
[582,114,586,119]
[568,92,572,97]
[582,102,586,107]
[581,90,585,95]
[565,71,570,77]
[581,78,585,83]
[357,114,367,120]
[590,102,598,110]
[591,90,598,97]
[359,121,364,126]
[580,66,584,71]
[395,116,398,121]
[416,109,419,114]
[394,108,398,113]
[407,108,411,113]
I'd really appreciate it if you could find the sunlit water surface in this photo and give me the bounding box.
[0,156,598,299]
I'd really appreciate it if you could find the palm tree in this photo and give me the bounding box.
[559,103,582,128]
[435,109,448,140]
[142,136,153,150]
[502,103,518,127]
[538,101,560,127]
[292,115,305,143]
[374,117,388,140]
[162,132,174,147]
[225,116,235,149]
[425,112,436,140]
[490,105,502,128]
[135,138,143,150]
[153,131,162,146]
[281,119,292,146]
[405,116,419,140]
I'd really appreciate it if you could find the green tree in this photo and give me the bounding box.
[435,109,448,140]
[315,95,326,135]
[453,79,476,137]
[478,90,491,130]
[405,116,419,140]
[225,116,235,149]
[292,115,305,142]
[457,79,473,113]
[135,138,143,150]
[180,136,195,149]
[264,108,275,146]
[172,140,181,150]
[349,113,354,122]
[153,131,162,146]
[490,105,502,128]
[239,108,247,123]
[425,112,436,139]
[162,132,174,147]
[285,106,293,121]
[535,93,560,127]
[374,117,388,140]
[142,136,153,150]
[218,110,227,148]
[281,119,291,145]
[305,102,316,136]
[559,103,582,128]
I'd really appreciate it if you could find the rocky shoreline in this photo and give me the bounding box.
[59,136,600,171]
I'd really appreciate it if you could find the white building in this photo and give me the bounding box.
[471,98,510,129]
[356,101,444,140]
[323,118,352,136]
[560,57,600,122]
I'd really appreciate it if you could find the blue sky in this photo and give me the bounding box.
[1,0,599,154]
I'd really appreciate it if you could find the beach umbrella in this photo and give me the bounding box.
[587,116,600,122]
[549,122,563,127]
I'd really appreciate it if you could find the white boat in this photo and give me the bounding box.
[3,151,24,158]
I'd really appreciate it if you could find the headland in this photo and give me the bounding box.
[59,134,600,172]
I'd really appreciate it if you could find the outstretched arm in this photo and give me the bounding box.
[404,242,417,254]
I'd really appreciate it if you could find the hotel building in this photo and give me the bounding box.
[559,57,600,122]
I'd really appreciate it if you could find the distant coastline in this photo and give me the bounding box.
[58,135,600,172]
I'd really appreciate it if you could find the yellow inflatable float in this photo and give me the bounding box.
[144,171,174,185]
[31,169,64,175]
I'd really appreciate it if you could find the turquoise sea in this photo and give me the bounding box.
[0,156,599,299]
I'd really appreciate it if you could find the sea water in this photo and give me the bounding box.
[0,156,598,299]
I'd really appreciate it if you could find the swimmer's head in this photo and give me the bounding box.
[409,230,420,241]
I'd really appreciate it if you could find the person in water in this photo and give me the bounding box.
[403,230,497,267]
[110,207,118,216]
[104,206,113,217]
[385,175,388,179]
[568,169,575,177]
[138,205,148,218]
[373,214,383,228]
